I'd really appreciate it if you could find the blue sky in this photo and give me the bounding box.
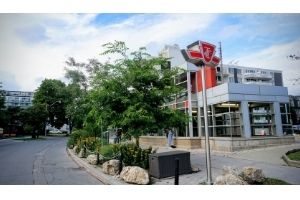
[0,13,300,94]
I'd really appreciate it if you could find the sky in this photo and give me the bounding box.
[0,13,300,94]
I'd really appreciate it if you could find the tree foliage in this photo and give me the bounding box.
[19,104,47,138]
[33,79,69,129]
[0,82,5,128]
[86,41,187,144]
[0,82,4,109]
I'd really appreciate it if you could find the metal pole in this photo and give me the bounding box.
[195,70,202,137]
[45,104,47,137]
[174,158,179,185]
[201,66,212,184]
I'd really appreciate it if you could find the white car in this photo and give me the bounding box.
[49,128,62,134]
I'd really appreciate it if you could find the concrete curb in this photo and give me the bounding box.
[66,148,128,185]
[282,150,300,168]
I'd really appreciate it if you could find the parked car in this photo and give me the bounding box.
[49,128,62,134]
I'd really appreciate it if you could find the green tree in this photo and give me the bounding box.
[33,79,68,129]
[0,82,5,128]
[87,41,187,145]
[19,104,47,138]
[64,56,105,131]
[0,82,4,109]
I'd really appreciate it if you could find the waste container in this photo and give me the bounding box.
[149,151,191,179]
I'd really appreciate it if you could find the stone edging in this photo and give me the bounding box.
[282,149,300,168]
[66,148,128,185]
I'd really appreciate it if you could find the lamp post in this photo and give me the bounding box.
[181,40,220,185]
[45,100,61,136]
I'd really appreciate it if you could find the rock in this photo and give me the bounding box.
[102,159,120,175]
[78,149,86,158]
[222,166,240,176]
[98,155,107,164]
[73,146,78,153]
[191,165,200,172]
[240,167,265,184]
[120,166,150,185]
[87,154,98,165]
[214,174,248,185]
[87,154,105,165]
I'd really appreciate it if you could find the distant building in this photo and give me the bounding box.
[140,44,294,151]
[4,90,34,109]
[289,95,300,124]
[216,64,283,86]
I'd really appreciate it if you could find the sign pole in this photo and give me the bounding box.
[181,40,219,185]
[201,64,212,185]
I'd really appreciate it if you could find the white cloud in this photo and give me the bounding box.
[0,14,217,91]
[226,39,300,95]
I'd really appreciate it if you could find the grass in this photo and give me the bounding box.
[287,150,300,161]
[262,178,291,185]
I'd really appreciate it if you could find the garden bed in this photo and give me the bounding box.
[282,149,300,168]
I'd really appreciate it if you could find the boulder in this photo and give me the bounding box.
[102,159,120,175]
[73,146,78,153]
[240,167,265,184]
[222,166,240,176]
[120,166,150,185]
[214,174,248,185]
[87,154,105,165]
[78,149,86,158]
[87,154,98,165]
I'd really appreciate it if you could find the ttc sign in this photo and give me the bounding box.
[181,41,220,67]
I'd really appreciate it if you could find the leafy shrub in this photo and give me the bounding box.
[67,129,89,148]
[119,143,153,169]
[75,145,81,154]
[81,137,101,152]
[100,144,119,158]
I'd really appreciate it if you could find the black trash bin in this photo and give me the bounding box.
[149,151,191,179]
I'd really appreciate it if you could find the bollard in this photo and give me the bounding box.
[118,153,123,174]
[174,158,179,185]
[96,152,100,165]
[83,142,87,157]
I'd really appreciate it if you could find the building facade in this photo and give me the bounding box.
[140,44,294,151]
[216,64,283,86]
[4,90,34,109]
[289,95,300,125]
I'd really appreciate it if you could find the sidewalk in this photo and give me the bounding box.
[68,140,300,185]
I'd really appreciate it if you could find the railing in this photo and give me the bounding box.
[243,73,272,79]
[244,81,273,86]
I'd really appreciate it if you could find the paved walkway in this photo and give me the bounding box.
[152,139,300,185]
[69,138,300,185]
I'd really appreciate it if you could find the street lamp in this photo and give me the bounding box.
[45,100,62,136]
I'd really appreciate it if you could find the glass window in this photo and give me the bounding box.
[249,103,275,136]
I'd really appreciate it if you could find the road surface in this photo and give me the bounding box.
[0,136,103,185]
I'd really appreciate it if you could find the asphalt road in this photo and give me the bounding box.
[0,136,103,185]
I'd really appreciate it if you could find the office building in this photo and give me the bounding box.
[289,95,300,125]
[140,44,294,151]
[4,90,34,109]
